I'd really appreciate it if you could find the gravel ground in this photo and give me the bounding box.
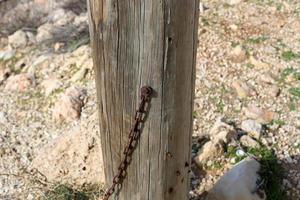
[193,0,300,199]
[0,0,300,199]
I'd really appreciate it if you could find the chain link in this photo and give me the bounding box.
[102,86,153,200]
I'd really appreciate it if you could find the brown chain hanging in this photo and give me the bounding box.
[102,86,153,200]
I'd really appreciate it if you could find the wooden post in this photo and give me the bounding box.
[87,0,199,199]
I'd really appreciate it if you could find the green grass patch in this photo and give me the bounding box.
[193,111,199,119]
[45,185,102,200]
[279,67,300,85]
[289,87,300,98]
[281,50,300,61]
[205,161,223,170]
[201,17,210,26]
[270,119,286,126]
[245,63,255,69]
[246,35,268,44]
[289,97,297,111]
[248,147,286,200]
[227,144,286,200]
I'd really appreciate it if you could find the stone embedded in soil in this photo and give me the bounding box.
[31,123,105,186]
[8,30,28,48]
[4,73,35,92]
[195,141,224,166]
[269,85,281,97]
[36,23,54,43]
[241,119,262,139]
[257,73,276,85]
[209,118,235,144]
[249,56,269,69]
[48,8,76,26]
[41,78,62,96]
[240,135,260,148]
[70,67,88,82]
[206,157,266,200]
[243,105,278,124]
[0,111,8,124]
[52,86,87,122]
[0,49,16,61]
[229,45,247,63]
[232,80,252,99]
[225,0,243,6]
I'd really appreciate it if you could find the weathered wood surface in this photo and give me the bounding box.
[88,0,199,199]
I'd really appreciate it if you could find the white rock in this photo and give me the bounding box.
[36,23,54,42]
[0,112,7,124]
[74,13,88,26]
[226,0,242,6]
[206,157,265,200]
[8,30,28,48]
[0,49,16,61]
[241,120,262,139]
[49,9,76,26]
[240,135,260,148]
[26,32,36,44]
[26,194,34,200]
[229,24,238,31]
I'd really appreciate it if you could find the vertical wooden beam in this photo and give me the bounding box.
[87,0,199,199]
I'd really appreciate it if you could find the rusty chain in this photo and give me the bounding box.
[102,86,153,200]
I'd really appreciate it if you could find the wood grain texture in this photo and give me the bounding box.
[87,0,199,199]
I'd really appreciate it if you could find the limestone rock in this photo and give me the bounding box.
[8,30,27,48]
[52,86,87,121]
[240,135,260,148]
[31,119,105,186]
[48,9,76,26]
[232,80,252,99]
[0,111,8,124]
[249,56,269,69]
[209,118,235,144]
[5,74,35,92]
[241,119,262,139]
[71,67,88,82]
[41,78,62,96]
[243,105,278,124]
[269,85,280,97]
[73,13,88,27]
[0,49,16,61]
[36,23,54,43]
[206,157,266,200]
[229,45,247,63]
[195,141,224,165]
[225,0,243,6]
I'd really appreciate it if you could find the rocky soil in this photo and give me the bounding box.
[0,0,300,200]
